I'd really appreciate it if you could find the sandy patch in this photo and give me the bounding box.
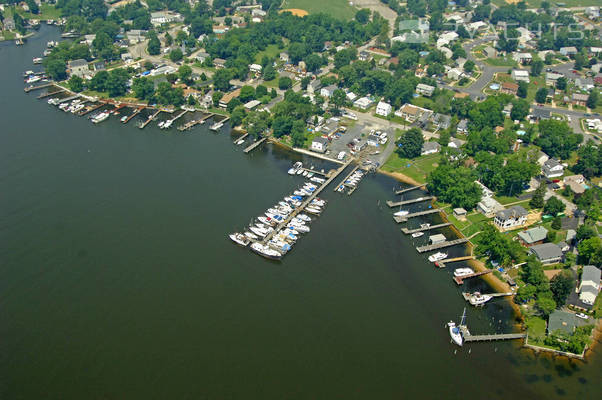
[280,8,309,17]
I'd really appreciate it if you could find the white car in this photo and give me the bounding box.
[575,313,589,320]
[337,151,347,160]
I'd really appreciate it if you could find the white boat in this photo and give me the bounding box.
[289,223,309,233]
[229,233,250,247]
[244,231,258,240]
[24,70,35,76]
[210,121,224,131]
[92,112,110,124]
[250,243,282,260]
[394,210,409,217]
[258,216,275,226]
[305,207,321,215]
[297,214,311,222]
[26,75,41,84]
[411,232,424,238]
[454,268,474,277]
[428,252,448,262]
[33,57,43,64]
[284,227,299,235]
[161,120,173,129]
[448,308,466,347]
[249,226,267,237]
[236,139,245,145]
[310,177,325,184]
[466,292,492,306]
[287,168,297,175]
[158,121,166,129]
[420,223,431,229]
[293,190,306,196]
[120,115,128,122]
[296,169,304,175]
[302,170,308,177]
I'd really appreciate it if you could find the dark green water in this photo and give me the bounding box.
[1,26,601,399]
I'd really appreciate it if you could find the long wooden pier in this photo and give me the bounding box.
[454,270,492,285]
[123,107,143,123]
[386,196,434,208]
[333,165,360,192]
[401,222,451,234]
[37,89,64,99]
[78,102,103,116]
[234,133,249,144]
[261,159,354,244]
[393,208,442,223]
[56,95,79,104]
[395,184,426,195]
[177,113,214,131]
[24,82,55,92]
[459,326,526,343]
[436,255,475,268]
[417,238,469,253]
[139,109,161,129]
[243,137,267,153]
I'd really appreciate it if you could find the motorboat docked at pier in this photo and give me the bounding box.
[394,210,409,217]
[210,121,224,131]
[464,292,492,306]
[411,232,424,238]
[448,308,467,346]
[91,112,110,124]
[428,252,448,262]
[453,268,474,277]
[229,233,250,247]
[250,243,282,260]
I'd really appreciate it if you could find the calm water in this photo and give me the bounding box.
[1,25,601,399]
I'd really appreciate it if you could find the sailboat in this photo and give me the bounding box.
[447,308,466,346]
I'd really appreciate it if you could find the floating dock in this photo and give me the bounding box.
[417,238,469,253]
[401,222,451,235]
[436,255,475,268]
[453,270,492,285]
[395,184,426,195]
[177,113,214,131]
[459,326,526,343]
[243,137,267,154]
[24,82,55,92]
[393,208,441,223]
[386,196,434,208]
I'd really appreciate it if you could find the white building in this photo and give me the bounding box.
[150,11,183,27]
[416,83,435,97]
[579,265,601,305]
[375,101,392,117]
[542,158,564,178]
[354,97,373,110]
[511,69,530,83]
[494,206,528,229]
[311,137,329,153]
[249,64,262,74]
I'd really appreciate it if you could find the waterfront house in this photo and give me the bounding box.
[501,82,519,96]
[530,243,564,265]
[311,137,329,153]
[517,226,548,246]
[579,265,601,306]
[421,142,441,156]
[213,58,227,69]
[416,83,435,97]
[511,70,530,83]
[477,196,504,217]
[457,119,469,134]
[494,206,528,229]
[218,88,241,108]
[542,158,564,179]
[358,51,371,61]
[375,101,392,117]
[547,310,580,336]
[67,59,89,78]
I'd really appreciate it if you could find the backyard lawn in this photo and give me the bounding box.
[381,153,440,184]
[281,0,357,19]
[254,44,281,63]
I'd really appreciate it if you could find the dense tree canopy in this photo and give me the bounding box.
[427,162,482,210]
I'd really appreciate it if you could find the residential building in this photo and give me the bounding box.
[249,64,262,74]
[532,109,551,121]
[501,82,519,96]
[244,100,261,110]
[483,46,497,58]
[92,61,105,72]
[457,119,469,134]
[511,69,530,83]
[494,206,528,229]
[432,113,451,130]
[585,7,600,19]
[559,46,578,56]
[67,59,89,78]
[453,208,467,220]
[542,158,564,178]
[547,310,580,335]
[416,83,435,97]
[421,142,441,155]
[353,97,374,110]
[320,85,337,98]
[375,101,392,117]
[213,58,226,69]
[311,137,329,153]
[513,52,533,64]
[447,68,463,81]
[478,196,504,217]
[120,52,132,62]
[195,52,210,63]
[572,93,589,106]
[307,79,322,94]
[126,29,146,44]
[546,72,564,87]
[218,88,241,108]
[150,11,182,27]
[517,226,548,246]
[448,138,463,149]
[358,51,371,61]
[579,265,601,305]
[279,52,289,63]
[395,104,429,122]
[530,243,564,265]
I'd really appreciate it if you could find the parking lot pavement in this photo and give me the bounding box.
[325,118,395,165]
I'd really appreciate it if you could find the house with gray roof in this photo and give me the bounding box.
[421,142,441,155]
[494,206,528,229]
[548,310,580,336]
[530,243,564,265]
[457,119,468,134]
[579,265,601,305]
[517,226,548,246]
[307,79,322,94]
[67,59,90,78]
[542,158,564,178]
[432,113,451,130]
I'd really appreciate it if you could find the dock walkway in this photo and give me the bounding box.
[333,165,360,192]
[436,255,475,268]
[234,133,249,144]
[24,82,55,92]
[262,159,354,244]
[395,184,426,195]
[393,208,441,223]
[243,137,267,154]
[123,107,144,123]
[401,223,451,235]
[139,109,161,129]
[454,270,492,285]
[416,238,469,253]
[387,196,434,208]
[177,113,214,131]
[459,326,526,342]
[56,95,79,104]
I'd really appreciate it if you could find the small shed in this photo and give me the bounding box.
[453,208,467,220]
[429,234,446,245]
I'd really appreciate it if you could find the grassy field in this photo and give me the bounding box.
[485,57,518,68]
[254,44,281,63]
[281,0,357,20]
[381,152,439,183]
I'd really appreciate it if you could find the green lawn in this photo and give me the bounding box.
[525,315,547,341]
[485,57,517,68]
[24,4,62,20]
[254,44,281,63]
[281,0,357,19]
[381,153,440,183]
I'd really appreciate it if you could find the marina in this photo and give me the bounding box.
[401,222,451,235]
[393,208,441,223]
[386,196,434,208]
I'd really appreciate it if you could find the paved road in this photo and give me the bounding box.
[461,36,508,99]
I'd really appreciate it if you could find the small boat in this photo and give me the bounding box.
[394,210,409,217]
[236,139,245,145]
[465,292,492,306]
[23,70,35,77]
[210,121,224,131]
[33,57,43,64]
[229,233,250,247]
[448,308,466,347]
[250,242,282,260]
[428,252,448,262]
[453,268,474,277]
[302,170,308,177]
[158,121,166,129]
[296,169,304,175]
[287,168,297,175]
[289,223,309,233]
[258,216,275,226]
[244,231,258,240]
[249,226,267,237]
[310,177,325,184]
[420,223,431,229]
[305,207,321,215]
[26,75,42,84]
[91,112,110,124]
[293,190,306,196]
[297,214,311,222]
[411,232,424,238]
[120,115,128,122]
[284,227,299,235]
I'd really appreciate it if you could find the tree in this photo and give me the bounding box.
[556,76,567,91]
[550,271,573,306]
[304,53,323,73]
[239,86,255,103]
[278,76,292,90]
[68,75,84,92]
[26,0,39,14]
[147,31,161,55]
[511,99,530,121]
[531,60,544,77]
[271,115,293,138]
[535,120,582,159]
[395,127,424,159]
[212,91,223,107]
[536,295,557,317]
[535,88,548,104]
[230,106,246,127]
[530,184,546,209]
[578,237,602,266]
[213,69,232,91]
[587,90,599,110]
[331,89,346,110]
[187,95,196,106]
[544,196,566,216]
[463,59,475,74]
[132,77,155,100]
[551,216,562,230]
[169,48,183,62]
[300,76,311,90]
[355,8,371,24]
[517,81,528,98]
[263,64,276,81]
[438,130,451,146]
[45,59,67,81]
[105,69,129,97]
[178,65,193,84]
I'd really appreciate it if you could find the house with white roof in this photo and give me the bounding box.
[511,69,530,83]
[579,265,601,305]
[375,101,392,117]
[542,158,564,178]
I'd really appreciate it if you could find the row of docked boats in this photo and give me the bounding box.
[335,169,365,193]
[56,99,85,114]
[229,181,328,260]
[158,119,174,129]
